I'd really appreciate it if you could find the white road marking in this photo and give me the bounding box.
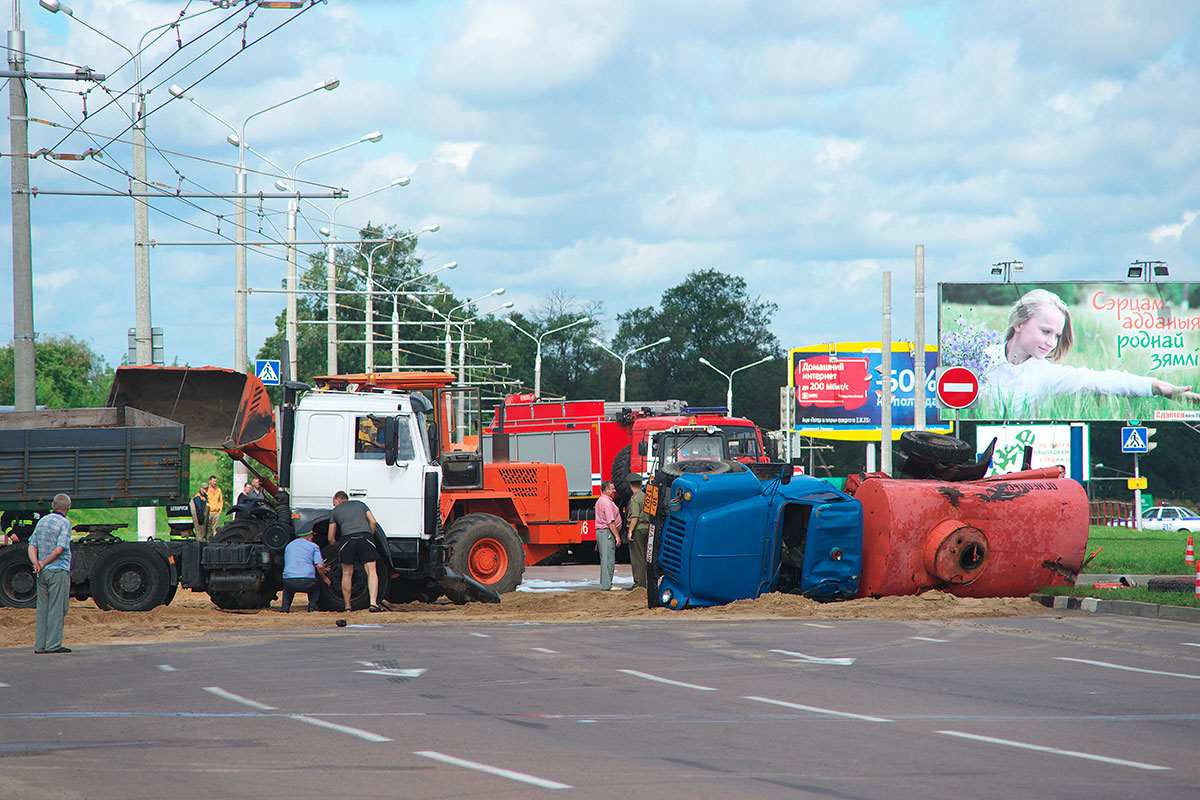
[291,714,391,742]
[470,632,490,638]
[1055,657,1200,680]
[770,649,856,665]
[157,665,177,672]
[743,696,891,723]
[356,667,427,679]
[909,636,950,643]
[415,750,571,789]
[202,687,276,710]
[0,683,8,688]
[618,669,717,691]
[937,730,1169,771]
[1182,643,1200,648]
[530,647,559,654]
[802,623,835,628]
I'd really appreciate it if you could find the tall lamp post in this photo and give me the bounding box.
[171,77,341,372]
[411,288,505,373]
[591,336,671,402]
[505,316,590,398]
[347,256,456,371]
[698,355,772,416]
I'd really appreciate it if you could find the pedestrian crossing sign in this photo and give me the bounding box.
[255,359,281,386]
[1120,426,1148,453]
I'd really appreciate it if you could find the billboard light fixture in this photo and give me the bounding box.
[1129,259,1168,282]
[1128,266,1142,279]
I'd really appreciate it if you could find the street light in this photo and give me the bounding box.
[413,288,505,373]
[990,260,1023,282]
[697,355,773,416]
[171,76,340,373]
[1128,260,1169,282]
[591,336,671,402]
[505,316,590,398]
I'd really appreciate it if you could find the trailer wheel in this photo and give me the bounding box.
[445,513,526,593]
[898,431,973,465]
[661,459,733,479]
[92,544,170,612]
[0,546,36,608]
[316,543,391,611]
[610,445,633,499]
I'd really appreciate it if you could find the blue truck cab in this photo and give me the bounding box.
[646,467,862,609]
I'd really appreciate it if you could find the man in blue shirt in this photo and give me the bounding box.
[28,494,73,654]
[281,530,329,612]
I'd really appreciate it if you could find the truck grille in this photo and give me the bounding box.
[498,466,539,498]
[658,515,686,575]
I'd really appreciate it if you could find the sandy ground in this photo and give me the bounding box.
[1,566,1050,650]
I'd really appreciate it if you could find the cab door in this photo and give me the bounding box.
[344,414,425,539]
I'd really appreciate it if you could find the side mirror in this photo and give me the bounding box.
[427,421,441,460]
[383,416,399,466]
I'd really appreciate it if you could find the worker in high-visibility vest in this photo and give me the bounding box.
[165,502,195,541]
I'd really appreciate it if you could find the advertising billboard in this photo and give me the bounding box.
[975,423,1089,480]
[939,282,1200,422]
[788,342,950,441]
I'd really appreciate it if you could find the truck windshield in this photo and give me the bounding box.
[657,434,725,462]
[722,426,761,458]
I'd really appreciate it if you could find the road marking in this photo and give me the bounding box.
[356,667,427,679]
[618,669,717,691]
[415,750,571,789]
[157,665,177,672]
[802,623,835,628]
[470,632,490,638]
[0,683,8,688]
[743,696,891,723]
[770,649,856,666]
[290,714,391,743]
[202,687,276,711]
[936,730,1169,771]
[530,647,558,654]
[909,637,950,643]
[1182,643,1200,648]
[1055,657,1200,680]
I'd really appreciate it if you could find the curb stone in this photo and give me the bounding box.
[1030,593,1200,624]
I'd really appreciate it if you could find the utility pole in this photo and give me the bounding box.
[913,245,925,431]
[881,271,893,474]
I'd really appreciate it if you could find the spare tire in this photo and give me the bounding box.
[898,431,973,465]
[610,445,633,499]
[661,459,733,479]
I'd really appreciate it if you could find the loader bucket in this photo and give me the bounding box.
[107,366,278,474]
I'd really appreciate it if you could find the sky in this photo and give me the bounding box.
[3,0,1199,374]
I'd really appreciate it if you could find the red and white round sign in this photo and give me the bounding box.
[936,366,979,409]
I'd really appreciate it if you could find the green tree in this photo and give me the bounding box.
[613,269,783,427]
[0,335,113,408]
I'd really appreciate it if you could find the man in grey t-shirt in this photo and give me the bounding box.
[328,491,382,612]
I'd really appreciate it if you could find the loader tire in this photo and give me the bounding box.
[0,546,36,608]
[898,431,973,465]
[445,513,526,593]
[211,519,265,544]
[610,445,633,499]
[91,544,171,612]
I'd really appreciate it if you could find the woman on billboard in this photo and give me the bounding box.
[980,289,1200,413]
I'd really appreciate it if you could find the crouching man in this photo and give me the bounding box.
[281,530,329,612]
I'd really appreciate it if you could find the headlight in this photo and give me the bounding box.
[830,548,843,561]
[660,588,673,605]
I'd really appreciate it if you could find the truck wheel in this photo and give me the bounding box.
[661,459,733,479]
[0,546,36,608]
[387,580,443,604]
[610,445,633,499]
[445,513,526,593]
[92,544,170,612]
[898,431,973,465]
[316,545,391,611]
[211,519,265,543]
[209,590,274,610]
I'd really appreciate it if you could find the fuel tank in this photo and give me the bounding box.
[853,467,1089,598]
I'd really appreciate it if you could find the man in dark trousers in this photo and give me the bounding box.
[28,493,73,654]
[280,530,329,612]
[625,473,650,590]
[328,491,383,612]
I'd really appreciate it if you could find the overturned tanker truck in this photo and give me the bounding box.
[642,431,1092,609]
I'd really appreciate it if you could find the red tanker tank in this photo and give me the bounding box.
[852,466,1089,598]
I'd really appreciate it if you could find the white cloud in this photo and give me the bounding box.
[1047,80,1122,121]
[1150,210,1200,243]
[433,142,481,171]
[816,138,865,169]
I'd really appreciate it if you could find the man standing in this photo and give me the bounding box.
[595,480,622,591]
[190,483,208,540]
[280,530,329,612]
[247,477,267,502]
[625,474,651,590]
[328,491,383,612]
[204,475,224,540]
[28,494,73,654]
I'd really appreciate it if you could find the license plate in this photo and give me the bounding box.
[644,483,659,516]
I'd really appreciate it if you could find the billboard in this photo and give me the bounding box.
[788,342,950,441]
[975,423,1089,480]
[940,282,1200,422]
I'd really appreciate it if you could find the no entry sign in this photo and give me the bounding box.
[936,366,979,409]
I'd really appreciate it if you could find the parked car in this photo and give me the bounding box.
[1140,505,1200,533]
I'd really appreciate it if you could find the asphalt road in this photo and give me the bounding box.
[2,614,1199,799]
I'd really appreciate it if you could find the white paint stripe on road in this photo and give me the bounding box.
[530,647,558,654]
[1181,643,1200,648]
[470,632,491,638]
[937,730,1169,771]
[1055,657,1200,680]
[944,382,975,392]
[415,750,571,789]
[202,687,276,710]
[157,665,177,672]
[770,649,855,665]
[291,714,391,743]
[909,637,950,643]
[802,623,835,628]
[743,696,891,723]
[618,669,717,691]
[0,683,8,688]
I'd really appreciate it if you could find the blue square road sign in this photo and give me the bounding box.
[255,359,281,386]
[1120,426,1148,453]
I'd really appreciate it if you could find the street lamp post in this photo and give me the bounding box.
[591,336,671,402]
[505,316,590,398]
[347,254,454,371]
[410,288,505,373]
[698,355,773,416]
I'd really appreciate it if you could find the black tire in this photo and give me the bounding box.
[211,518,265,544]
[445,513,526,593]
[1146,577,1195,593]
[661,459,733,479]
[898,431,973,465]
[387,579,443,604]
[164,582,179,606]
[91,544,170,612]
[316,542,391,611]
[610,445,633,499]
[0,546,36,608]
[209,589,275,610]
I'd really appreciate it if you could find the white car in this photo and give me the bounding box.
[1139,505,1200,534]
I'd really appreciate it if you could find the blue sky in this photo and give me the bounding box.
[3,0,1199,371]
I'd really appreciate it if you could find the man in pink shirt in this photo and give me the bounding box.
[594,480,622,591]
